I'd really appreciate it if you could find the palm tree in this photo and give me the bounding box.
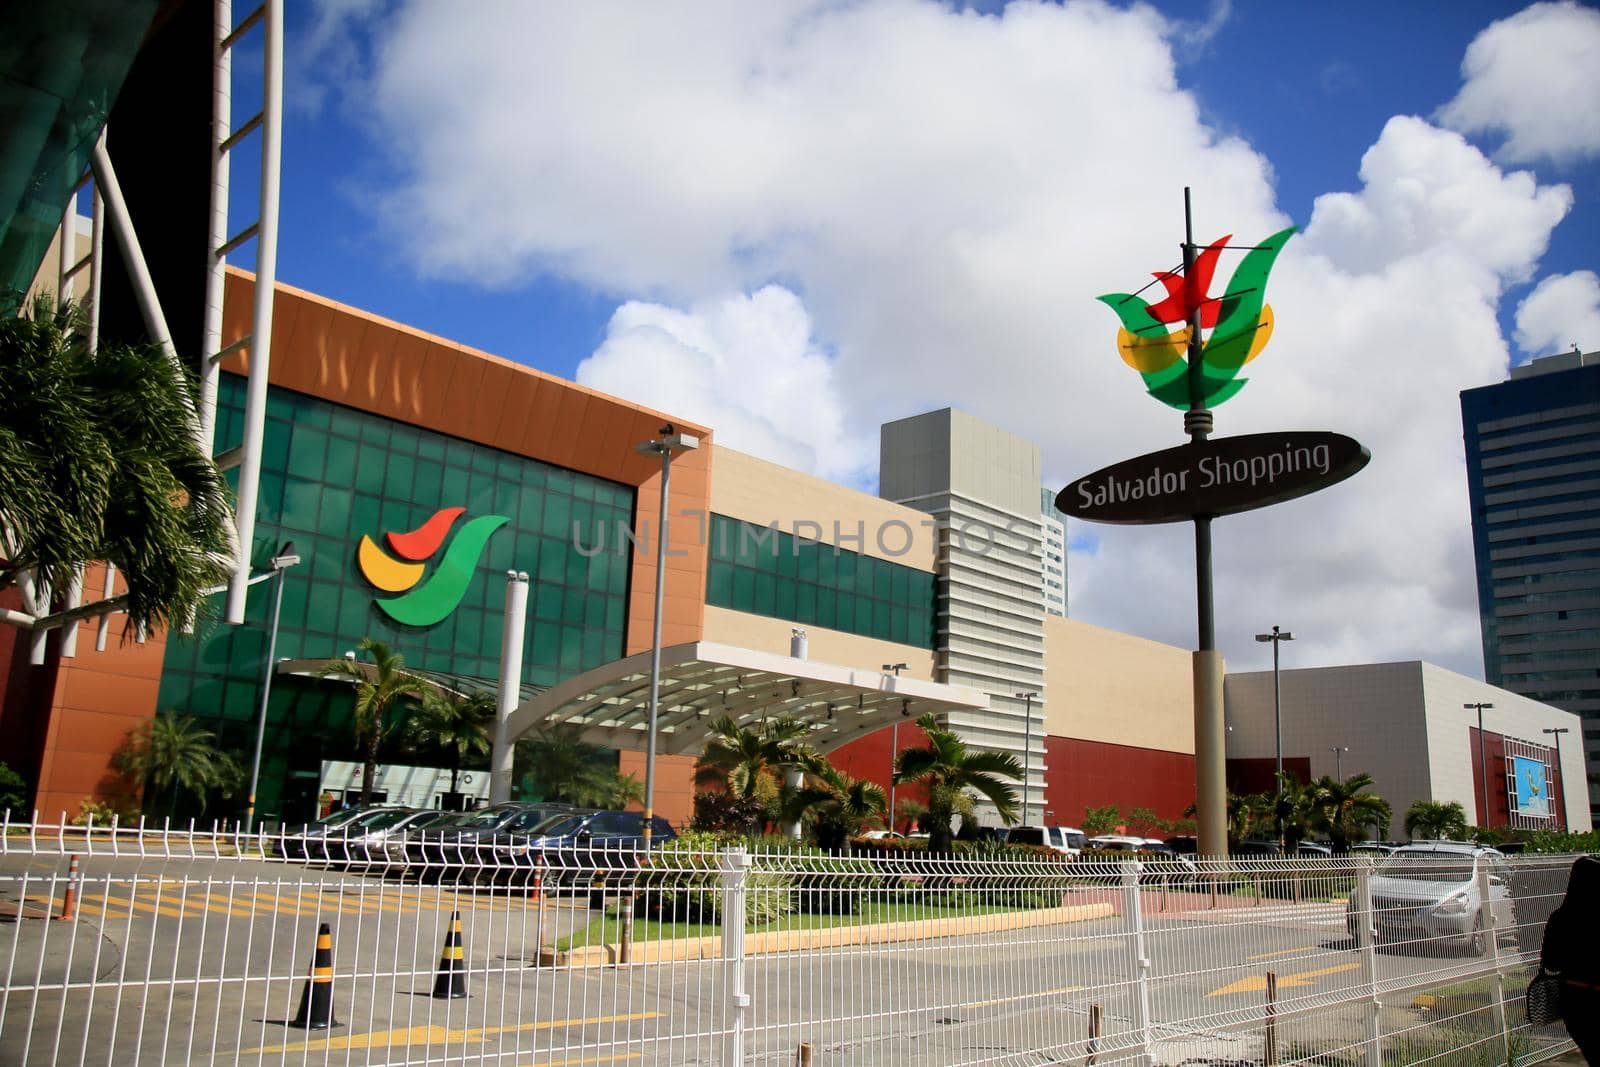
[516,722,638,806]
[1405,799,1469,842]
[1274,772,1313,847]
[113,710,243,817]
[893,713,1022,853]
[783,761,888,850]
[1306,773,1392,853]
[405,687,494,800]
[321,638,428,805]
[694,715,820,799]
[0,296,233,635]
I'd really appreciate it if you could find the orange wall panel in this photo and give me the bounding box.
[33,593,168,819]
[619,751,696,828]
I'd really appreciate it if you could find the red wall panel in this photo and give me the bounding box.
[1044,736,1196,829]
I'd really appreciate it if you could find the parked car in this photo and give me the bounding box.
[1086,835,1147,852]
[1296,841,1333,858]
[404,802,582,879]
[859,830,905,841]
[1233,839,1284,857]
[1347,842,1514,954]
[332,808,456,864]
[277,805,409,861]
[1005,825,1085,856]
[382,809,461,863]
[520,810,679,898]
[1350,842,1398,855]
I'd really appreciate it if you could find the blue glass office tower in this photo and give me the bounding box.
[1461,351,1600,816]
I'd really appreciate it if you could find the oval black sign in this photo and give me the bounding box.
[1057,431,1369,525]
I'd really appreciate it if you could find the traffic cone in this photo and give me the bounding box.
[288,922,341,1029]
[431,910,469,999]
[55,855,80,922]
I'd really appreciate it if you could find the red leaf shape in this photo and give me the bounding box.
[1145,234,1230,328]
[387,506,466,561]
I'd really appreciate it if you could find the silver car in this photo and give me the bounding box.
[1349,842,1514,954]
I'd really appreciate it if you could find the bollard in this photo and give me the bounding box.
[1265,970,1278,1066]
[56,854,81,922]
[1087,1003,1102,1065]
[619,892,634,966]
[288,923,341,1030]
[796,1041,814,1066]
[432,911,468,999]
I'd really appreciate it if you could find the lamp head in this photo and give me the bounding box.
[271,540,301,570]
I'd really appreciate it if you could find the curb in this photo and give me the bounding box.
[540,900,1116,968]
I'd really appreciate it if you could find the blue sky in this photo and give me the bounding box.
[250,0,1600,674]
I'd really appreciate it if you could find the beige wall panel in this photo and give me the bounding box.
[703,606,937,681]
[709,447,936,570]
[1044,616,1194,754]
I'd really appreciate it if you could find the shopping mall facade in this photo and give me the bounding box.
[0,271,1199,827]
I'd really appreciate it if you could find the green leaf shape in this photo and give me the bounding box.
[1095,226,1296,409]
[1201,226,1295,374]
[1095,292,1163,335]
[375,514,508,627]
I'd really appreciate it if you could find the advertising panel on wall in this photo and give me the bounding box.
[1510,755,1549,817]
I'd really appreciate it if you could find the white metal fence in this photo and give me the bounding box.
[0,817,1584,1065]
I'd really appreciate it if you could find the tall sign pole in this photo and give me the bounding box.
[1058,191,1369,859]
[1181,189,1229,858]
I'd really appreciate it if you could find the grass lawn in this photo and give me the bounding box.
[557,898,1028,951]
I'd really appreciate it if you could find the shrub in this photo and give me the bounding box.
[690,791,770,835]
[638,831,795,926]
[70,797,139,826]
[0,762,27,818]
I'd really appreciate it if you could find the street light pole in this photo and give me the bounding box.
[884,663,907,830]
[245,540,300,834]
[1466,702,1495,828]
[636,427,699,849]
[1331,745,1348,780]
[1543,727,1570,831]
[1016,691,1038,825]
[1255,625,1294,843]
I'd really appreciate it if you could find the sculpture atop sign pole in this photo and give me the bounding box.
[1058,189,1368,858]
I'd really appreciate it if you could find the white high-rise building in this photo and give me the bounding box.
[1040,487,1067,618]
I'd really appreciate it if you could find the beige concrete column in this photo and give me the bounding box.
[1194,650,1228,857]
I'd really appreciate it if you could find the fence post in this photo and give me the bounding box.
[1352,857,1382,1067]
[1121,861,1153,1066]
[1476,860,1509,1061]
[720,847,753,1067]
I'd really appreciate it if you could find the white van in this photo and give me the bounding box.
[1007,825,1086,856]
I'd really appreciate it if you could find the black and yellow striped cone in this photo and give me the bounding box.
[431,911,468,999]
[289,922,341,1029]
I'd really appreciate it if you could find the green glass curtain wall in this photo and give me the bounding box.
[156,374,634,822]
[705,513,937,649]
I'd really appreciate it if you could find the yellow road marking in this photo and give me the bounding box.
[243,1011,660,1054]
[1208,962,1361,997]
[1246,944,1321,961]
[966,985,1084,1010]
[522,1056,641,1066]
[76,892,193,919]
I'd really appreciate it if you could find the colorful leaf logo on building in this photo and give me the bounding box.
[356,506,508,627]
[1097,226,1295,410]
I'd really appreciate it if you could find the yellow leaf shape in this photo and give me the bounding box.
[358,535,424,592]
[1241,304,1274,365]
[1118,325,1187,373]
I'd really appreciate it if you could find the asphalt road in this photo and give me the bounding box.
[0,852,1558,1066]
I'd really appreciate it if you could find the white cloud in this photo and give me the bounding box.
[1438,1,1600,165]
[1297,116,1569,281]
[1514,271,1600,357]
[332,0,1579,679]
[576,287,872,485]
